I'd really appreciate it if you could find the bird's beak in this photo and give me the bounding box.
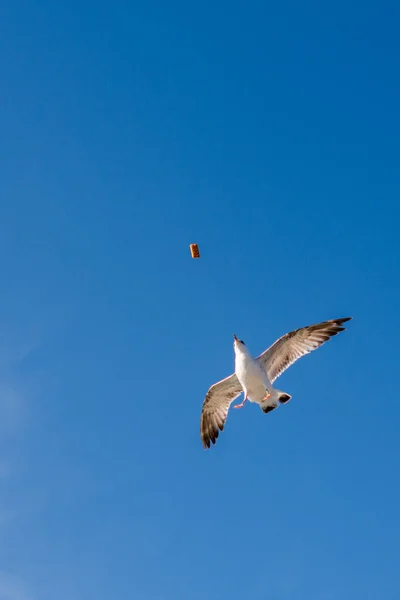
[233,334,238,341]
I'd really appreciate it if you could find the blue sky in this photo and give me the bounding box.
[1,0,399,598]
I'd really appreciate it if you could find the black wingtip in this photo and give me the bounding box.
[330,317,352,331]
[201,429,219,450]
[340,317,352,331]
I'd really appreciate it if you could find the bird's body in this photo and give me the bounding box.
[200,317,352,448]
[235,344,270,403]
[233,337,289,412]
[233,333,291,412]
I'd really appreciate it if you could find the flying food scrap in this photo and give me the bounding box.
[190,244,200,258]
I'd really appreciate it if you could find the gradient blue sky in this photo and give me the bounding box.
[1,0,400,599]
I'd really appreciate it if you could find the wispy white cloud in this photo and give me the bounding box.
[0,324,41,439]
[0,572,33,600]
[0,336,40,600]
[0,384,25,436]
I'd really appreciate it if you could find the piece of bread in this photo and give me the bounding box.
[190,243,200,258]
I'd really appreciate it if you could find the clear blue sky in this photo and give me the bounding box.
[1,0,399,598]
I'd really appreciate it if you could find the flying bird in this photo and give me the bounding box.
[200,317,352,449]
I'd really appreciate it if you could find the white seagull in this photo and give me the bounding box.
[200,317,351,449]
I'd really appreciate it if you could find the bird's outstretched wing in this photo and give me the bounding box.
[257,317,352,384]
[200,374,243,449]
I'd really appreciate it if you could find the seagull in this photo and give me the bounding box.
[200,317,352,449]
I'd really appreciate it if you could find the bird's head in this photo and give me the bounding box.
[233,334,246,351]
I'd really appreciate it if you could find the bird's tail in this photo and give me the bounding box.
[261,389,291,414]
[276,389,292,404]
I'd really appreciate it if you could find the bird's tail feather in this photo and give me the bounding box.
[276,389,292,404]
[260,389,291,413]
